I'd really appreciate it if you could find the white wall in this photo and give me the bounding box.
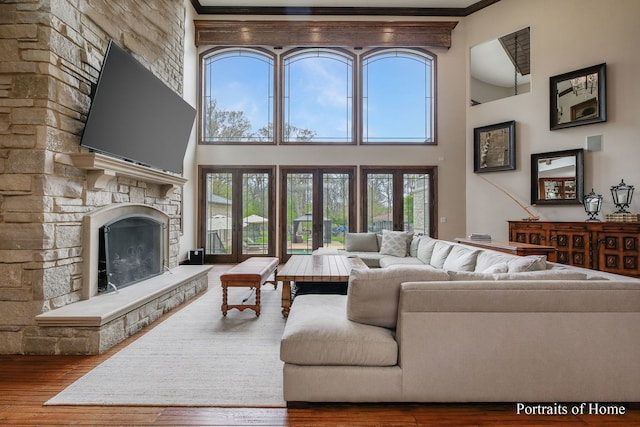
[465,0,640,239]
[191,16,469,254]
[179,0,199,260]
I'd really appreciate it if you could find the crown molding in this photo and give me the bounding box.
[189,0,500,16]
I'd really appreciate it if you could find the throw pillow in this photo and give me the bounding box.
[507,255,547,272]
[442,245,480,271]
[345,232,379,252]
[429,241,453,268]
[347,266,450,328]
[379,230,412,257]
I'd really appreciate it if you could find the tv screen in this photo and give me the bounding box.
[80,40,196,174]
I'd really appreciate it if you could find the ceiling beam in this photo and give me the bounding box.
[194,20,458,48]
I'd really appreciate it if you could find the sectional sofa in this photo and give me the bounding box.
[280,232,640,405]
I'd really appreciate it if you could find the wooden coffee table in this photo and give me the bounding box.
[276,254,367,317]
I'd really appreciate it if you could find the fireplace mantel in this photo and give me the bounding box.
[57,152,187,197]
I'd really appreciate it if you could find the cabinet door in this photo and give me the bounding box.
[596,230,640,277]
[549,227,591,268]
[509,223,549,246]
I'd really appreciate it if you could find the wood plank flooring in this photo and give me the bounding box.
[1,268,638,426]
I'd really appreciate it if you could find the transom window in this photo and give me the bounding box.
[283,49,354,143]
[362,49,435,144]
[200,46,436,145]
[201,48,274,143]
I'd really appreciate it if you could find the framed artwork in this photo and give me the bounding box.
[473,120,516,173]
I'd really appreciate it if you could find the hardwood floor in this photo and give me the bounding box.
[1,270,638,426]
[3,339,638,426]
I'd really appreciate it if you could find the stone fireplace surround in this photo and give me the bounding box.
[0,0,195,355]
[30,155,211,355]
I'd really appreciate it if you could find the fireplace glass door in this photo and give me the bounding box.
[99,216,164,293]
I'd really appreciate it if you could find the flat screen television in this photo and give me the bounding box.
[80,40,196,174]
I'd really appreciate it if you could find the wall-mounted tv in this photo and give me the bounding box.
[80,40,196,174]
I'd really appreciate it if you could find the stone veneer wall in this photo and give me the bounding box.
[0,0,187,354]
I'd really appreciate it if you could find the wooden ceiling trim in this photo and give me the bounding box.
[194,20,459,48]
[190,0,501,17]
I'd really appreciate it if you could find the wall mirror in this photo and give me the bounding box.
[531,149,584,205]
[550,63,606,130]
[470,27,530,105]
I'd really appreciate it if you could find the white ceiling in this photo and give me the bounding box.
[198,0,478,8]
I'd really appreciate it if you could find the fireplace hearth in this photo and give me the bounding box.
[32,201,211,355]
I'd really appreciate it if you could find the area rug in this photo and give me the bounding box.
[46,269,286,407]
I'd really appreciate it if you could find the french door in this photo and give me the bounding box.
[201,167,275,263]
[361,167,437,236]
[280,167,356,261]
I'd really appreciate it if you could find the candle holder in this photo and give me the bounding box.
[610,179,634,214]
[583,188,602,221]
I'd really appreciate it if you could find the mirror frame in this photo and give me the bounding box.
[550,63,606,130]
[531,148,584,205]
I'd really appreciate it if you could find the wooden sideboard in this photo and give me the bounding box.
[509,221,640,278]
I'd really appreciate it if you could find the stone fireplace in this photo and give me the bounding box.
[25,152,210,354]
[31,155,210,355]
[0,0,203,355]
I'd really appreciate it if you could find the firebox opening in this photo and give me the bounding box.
[98,216,165,294]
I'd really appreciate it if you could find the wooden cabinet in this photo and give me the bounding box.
[509,221,640,278]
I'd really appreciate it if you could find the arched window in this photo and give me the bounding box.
[201,48,274,143]
[362,49,435,144]
[283,49,354,143]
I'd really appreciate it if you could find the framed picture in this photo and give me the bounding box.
[473,120,516,173]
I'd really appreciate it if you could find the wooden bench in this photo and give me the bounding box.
[220,257,279,316]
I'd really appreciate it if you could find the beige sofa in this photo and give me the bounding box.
[317,231,463,268]
[281,236,640,405]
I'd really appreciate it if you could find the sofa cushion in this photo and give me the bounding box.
[482,262,509,273]
[429,241,453,269]
[280,295,398,367]
[446,269,589,281]
[346,252,385,268]
[409,236,422,257]
[379,256,426,268]
[379,230,413,257]
[442,245,480,272]
[507,255,547,272]
[347,266,450,328]
[416,237,438,264]
[474,250,519,272]
[345,232,379,252]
